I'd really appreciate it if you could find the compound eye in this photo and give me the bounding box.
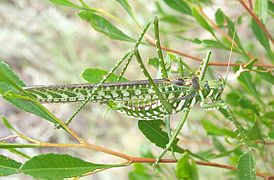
[219,86,224,93]
[173,78,185,86]
[217,74,224,81]
[205,81,210,91]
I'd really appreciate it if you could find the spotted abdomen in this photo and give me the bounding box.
[115,93,194,120]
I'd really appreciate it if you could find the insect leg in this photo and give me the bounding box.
[195,51,211,81]
[65,51,132,126]
[65,19,154,126]
[153,16,168,78]
[117,53,134,82]
[178,57,194,78]
[165,115,176,160]
[134,48,173,114]
[154,16,177,158]
[153,107,191,167]
[200,101,250,146]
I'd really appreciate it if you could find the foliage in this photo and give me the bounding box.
[0,0,273,179]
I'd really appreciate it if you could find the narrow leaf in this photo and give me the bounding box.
[248,120,263,140]
[0,61,58,123]
[78,11,134,42]
[201,39,228,50]
[225,16,245,53]
[268,132,274,139]
[49,0,83,9]
[0,60,25,89]
[138,120,184,153]
[148,57,160,69]
[115,0,132,15]
[226,92,259,115]
[20,154,116,179]
[176,153,199,180]
[237,152,256,180]
[251,19,271,54]
[215,8,225,26]
[128,164,151,180]
[81,68,128,83]
[257,71,274,84]
[254,0,268,23]
[2,116,16,131]
[115,0,138,25]
[212,137,226,152]
[201,119,236,138]
[237,69,262,104]
[163,0,192,15]
[192,7,214,36]
[0,155,21,176]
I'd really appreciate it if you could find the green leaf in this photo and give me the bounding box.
[251,19,271,54]
[2,116,16,131]
[237,69,262,104]
[3,97,58,123]
[201,39,228,50]
[237,152,256,180]
[212,137,226,152]
[115,0,138,25]
[225,16,245,53]
[248,120,263,140]
[176,152,199,180]
[257,71,274,84]
[78,11,134,42]
[139,145,154,159]
[268,131,274,139]
[128,164,151,180]
[0,61,58,124]
[226,92,259,115]
[49,0,83,9]
[215,8,225,26]
[201,119,236,138]
[0,60,25,88]
[163,0,192,15]
[81,68,128,83]
[0,155,21,176]
[20,154,116,179]
[148,57,160,69]
[192,7,214,36]
[138,120,184,153]
[115,0,132,15]
[268,0,274,14]
[254,0,268,23]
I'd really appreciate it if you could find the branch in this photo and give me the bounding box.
[0,135,18,142]
[239,0,274,44]
[2,142,273,179]
[146,38,274,68]
[248,0,253,9]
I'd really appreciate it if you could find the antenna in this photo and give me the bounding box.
[225,19,238,83]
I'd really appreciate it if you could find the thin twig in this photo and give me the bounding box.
[146,38,274,68]
[6,141,272,179]
[248,0,253,9]
[0,135,18,142]
[238,0,274,44]
[198,7,255,60]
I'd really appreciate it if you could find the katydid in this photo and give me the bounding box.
[23,17,249,166]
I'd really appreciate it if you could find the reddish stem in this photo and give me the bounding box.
[146,39,274,68]
[239,0,274,44]
[126,156,271,179]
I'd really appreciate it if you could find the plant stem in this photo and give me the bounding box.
[1,141,273,178]
[146,38,274,68]
[238,0,274,44]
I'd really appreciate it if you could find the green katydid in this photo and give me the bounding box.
[23,17,249,166]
